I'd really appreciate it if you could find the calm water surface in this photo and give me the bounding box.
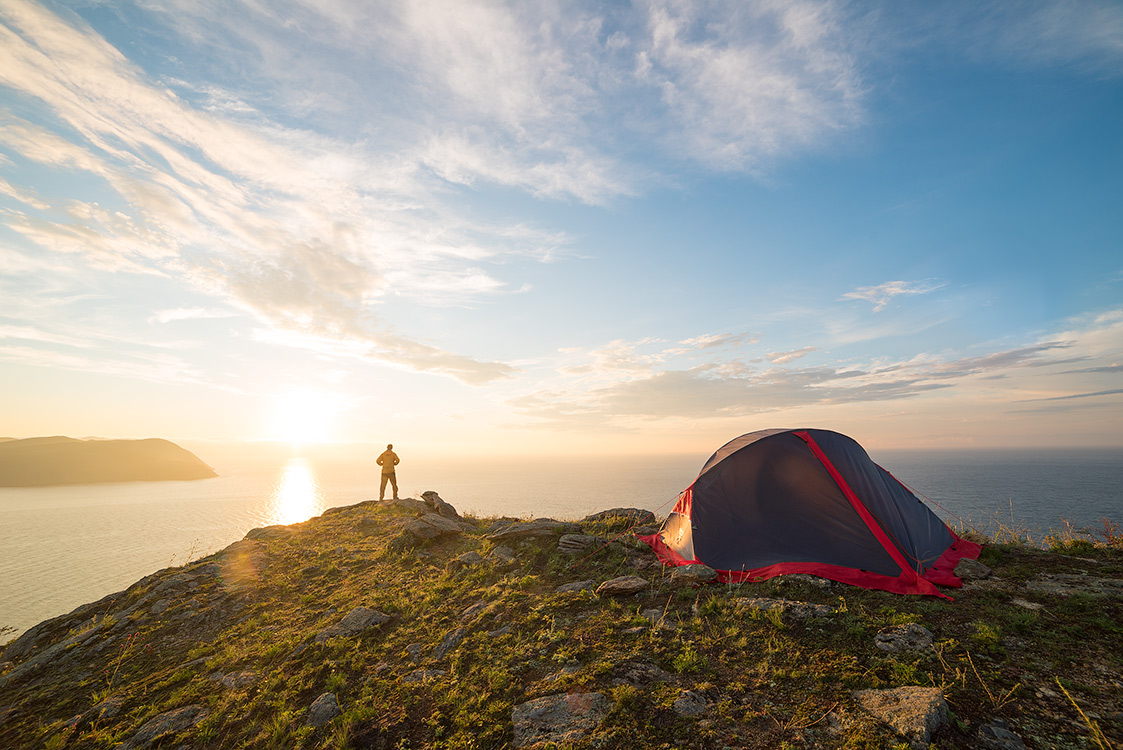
[1,445,1119,639]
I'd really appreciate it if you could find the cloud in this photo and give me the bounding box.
[512,311,1123,426]
[767,346,818,364]
[150,307,238,324]
[636,0,864,170]
[841,279,945,312]
[0,0,529,383]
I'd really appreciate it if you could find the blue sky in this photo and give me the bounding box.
[1,0,1120,454]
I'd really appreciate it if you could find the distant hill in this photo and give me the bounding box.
[0,437,217,487]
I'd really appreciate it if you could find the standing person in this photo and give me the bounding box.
[377,443,400,501]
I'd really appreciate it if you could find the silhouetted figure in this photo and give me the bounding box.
[377,444,400,501]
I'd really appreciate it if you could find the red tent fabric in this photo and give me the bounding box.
[640,429,981,598]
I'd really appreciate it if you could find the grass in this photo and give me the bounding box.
[0,502,1120,749]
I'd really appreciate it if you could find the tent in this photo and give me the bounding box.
[640,429,981,597]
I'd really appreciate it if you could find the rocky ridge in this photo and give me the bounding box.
[1,495,1120,749]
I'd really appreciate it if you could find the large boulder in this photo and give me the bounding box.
[488,519,581,543]
[421,490,462,520]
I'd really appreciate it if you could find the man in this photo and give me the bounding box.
[377,443,400,501]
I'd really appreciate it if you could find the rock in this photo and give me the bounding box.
[558,534,606,554]
[420,490,462,520]
[777,574,835,589]
[582,508,657,526]
[875,623,934,652]
[314,606,391,643]
[511,692,610,748]
[121,705,207,749]
[490,545,516,564]
[220,670,258,689]
[596,575,649,597]
[406,644,423,663]
[460,602,492,621]
[977,718,1027,750]
[306,692,341,727]
[453,551,485,567]
[673,690,708,716]
[954,558,992,580]
[735,597,835,619]
[432,627,467,661]
[613,660,675,686]
[1011,598,1043,611]
[404,513,470,541]
[68,693,125,730]
[852,687,948,748]
[555,580,596,594]
[403,668,446,683]
[386,496,432,514]
[669,564,717,585]
[641,608,678,630]
[1025,574,1123,597]
[488,519,581,543]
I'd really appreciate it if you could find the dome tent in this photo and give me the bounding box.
[640,429,981,598]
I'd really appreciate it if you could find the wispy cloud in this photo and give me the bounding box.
[512,310,1123,427]
[841,279,945,312]
[767,346,818,364]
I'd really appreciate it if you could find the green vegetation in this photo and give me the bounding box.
[1,503,1120,749]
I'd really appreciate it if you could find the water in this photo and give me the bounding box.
[1,445,1120,640]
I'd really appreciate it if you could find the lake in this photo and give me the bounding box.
[2,444,1120,640]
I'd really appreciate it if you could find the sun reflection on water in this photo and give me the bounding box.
[269,458,323,526]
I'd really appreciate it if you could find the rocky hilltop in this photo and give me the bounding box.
[0,436,216,486]
[0,495,1119,749]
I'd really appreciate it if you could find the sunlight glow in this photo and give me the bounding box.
[268,389,337,445]
[269,458,322,525]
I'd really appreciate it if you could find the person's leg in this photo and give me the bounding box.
[380,473,389,501]
[389,472,398,500]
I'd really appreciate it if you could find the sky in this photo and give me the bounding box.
[0,0,1121,456]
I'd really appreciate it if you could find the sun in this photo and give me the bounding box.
[269,389,336,444]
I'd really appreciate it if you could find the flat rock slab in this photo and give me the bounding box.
[122,704,207,749]
[596,575,649,596]
[1025,574,1123,597]
[852,686,947,748]
[405,514,471,540]
[670,563,717,585]
[735,597,835,619]
[488,519,582,543]
[875,623,934,652]
[582,508,657,525]
[511,692,610,748]
[556,580,596,594]
[954,558,992,580]
[314,606,391,643]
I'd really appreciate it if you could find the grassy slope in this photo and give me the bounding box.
[0,501,1120,750]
